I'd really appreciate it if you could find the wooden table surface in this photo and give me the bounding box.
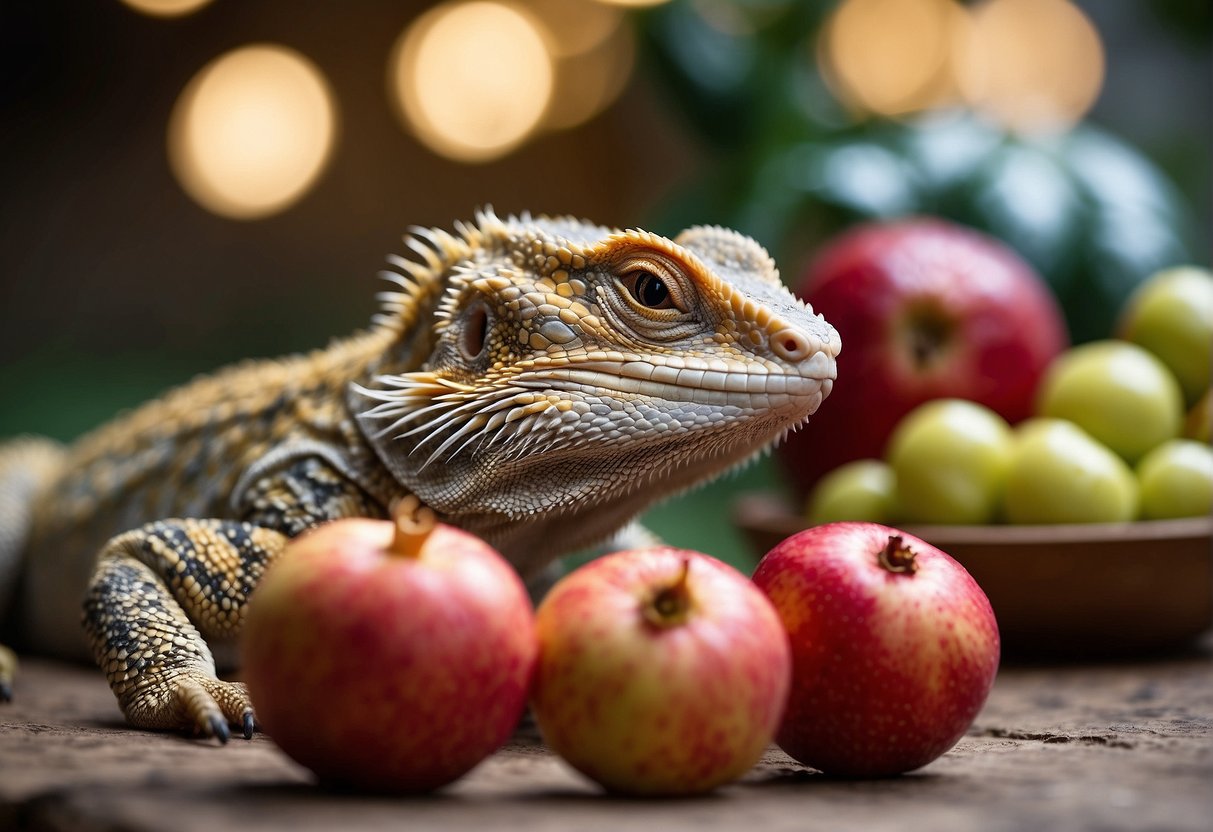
[2,646,1211,832]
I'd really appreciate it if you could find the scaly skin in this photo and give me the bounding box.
[0,209,839,741]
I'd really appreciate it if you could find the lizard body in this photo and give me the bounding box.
[0,209,839,739]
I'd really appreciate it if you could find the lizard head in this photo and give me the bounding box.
[351,210,840,574]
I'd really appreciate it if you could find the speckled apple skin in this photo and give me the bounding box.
[241,519,536,793]
[530,547,791,796]
[752,522,1000,777]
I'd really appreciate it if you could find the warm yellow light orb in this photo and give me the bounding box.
[527,0,623,58]
[542,20,635,131]
[958,0,1104,134]
[389,2,554,163]
[168,45,338,220]
[119,0,213,17]
[822,0,965,117]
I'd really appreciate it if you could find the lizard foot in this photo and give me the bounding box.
[0,643,16,702]
[124,672,256,743]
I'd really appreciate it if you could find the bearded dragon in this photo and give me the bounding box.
[0,209,839,742]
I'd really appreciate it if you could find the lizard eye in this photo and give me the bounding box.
[622,270,676,310]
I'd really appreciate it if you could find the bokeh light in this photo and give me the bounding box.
[821,0,965,117]
[168,45,338,220]
[541,13,635,131]
[119,0,213,17]
[958,0,1104,135]
[526,0,623,58]
[819,0,1104,134]
[389,1,554,163]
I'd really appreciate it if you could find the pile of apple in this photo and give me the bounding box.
[242,501,999,793]
[777,218,1068,499]
[793,219,1213,527]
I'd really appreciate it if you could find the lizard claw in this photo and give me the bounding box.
[208,712,232,744]
[123,672,256,742]
[177,676,256,742]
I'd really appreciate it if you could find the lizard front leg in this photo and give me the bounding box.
[82,453,390,742]
[82,519,285,742]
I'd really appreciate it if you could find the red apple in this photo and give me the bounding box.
[530,547,791,795]
[752,522,1000,777]
[779,218,1067,495]
[241,500,537,792]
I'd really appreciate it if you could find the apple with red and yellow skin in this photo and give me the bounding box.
[530,548,791,796]
[779,218,1067,495]
[753,522,1000,778]
[242,502,537,793]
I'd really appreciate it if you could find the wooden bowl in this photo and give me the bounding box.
[734,493,1213,659]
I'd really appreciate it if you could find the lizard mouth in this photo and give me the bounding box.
[522,355,833,412]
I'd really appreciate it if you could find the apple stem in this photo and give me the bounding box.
[390,496,437,558]
[644,558,693,628]
[904,305,953,370]
[878,535,919,575]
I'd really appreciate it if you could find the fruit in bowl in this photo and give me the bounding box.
[886,399,1014,525]
[1036,340,1184,465]
[803,459,896,525]
[1136,439,1213,521]
[778,218,1067,495]
[1117,266,1213,407]
[1002,418,1139,524]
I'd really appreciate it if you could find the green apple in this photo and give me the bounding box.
[1136,439,1213,520]
[887,399,1013,525]
[1003,419,1138,524]
[1037,340,1183,464]
[804,459,896,525]
[1118,266,1213,407]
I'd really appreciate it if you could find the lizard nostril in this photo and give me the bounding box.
[771,328,813,362]
[460,303,490,361]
